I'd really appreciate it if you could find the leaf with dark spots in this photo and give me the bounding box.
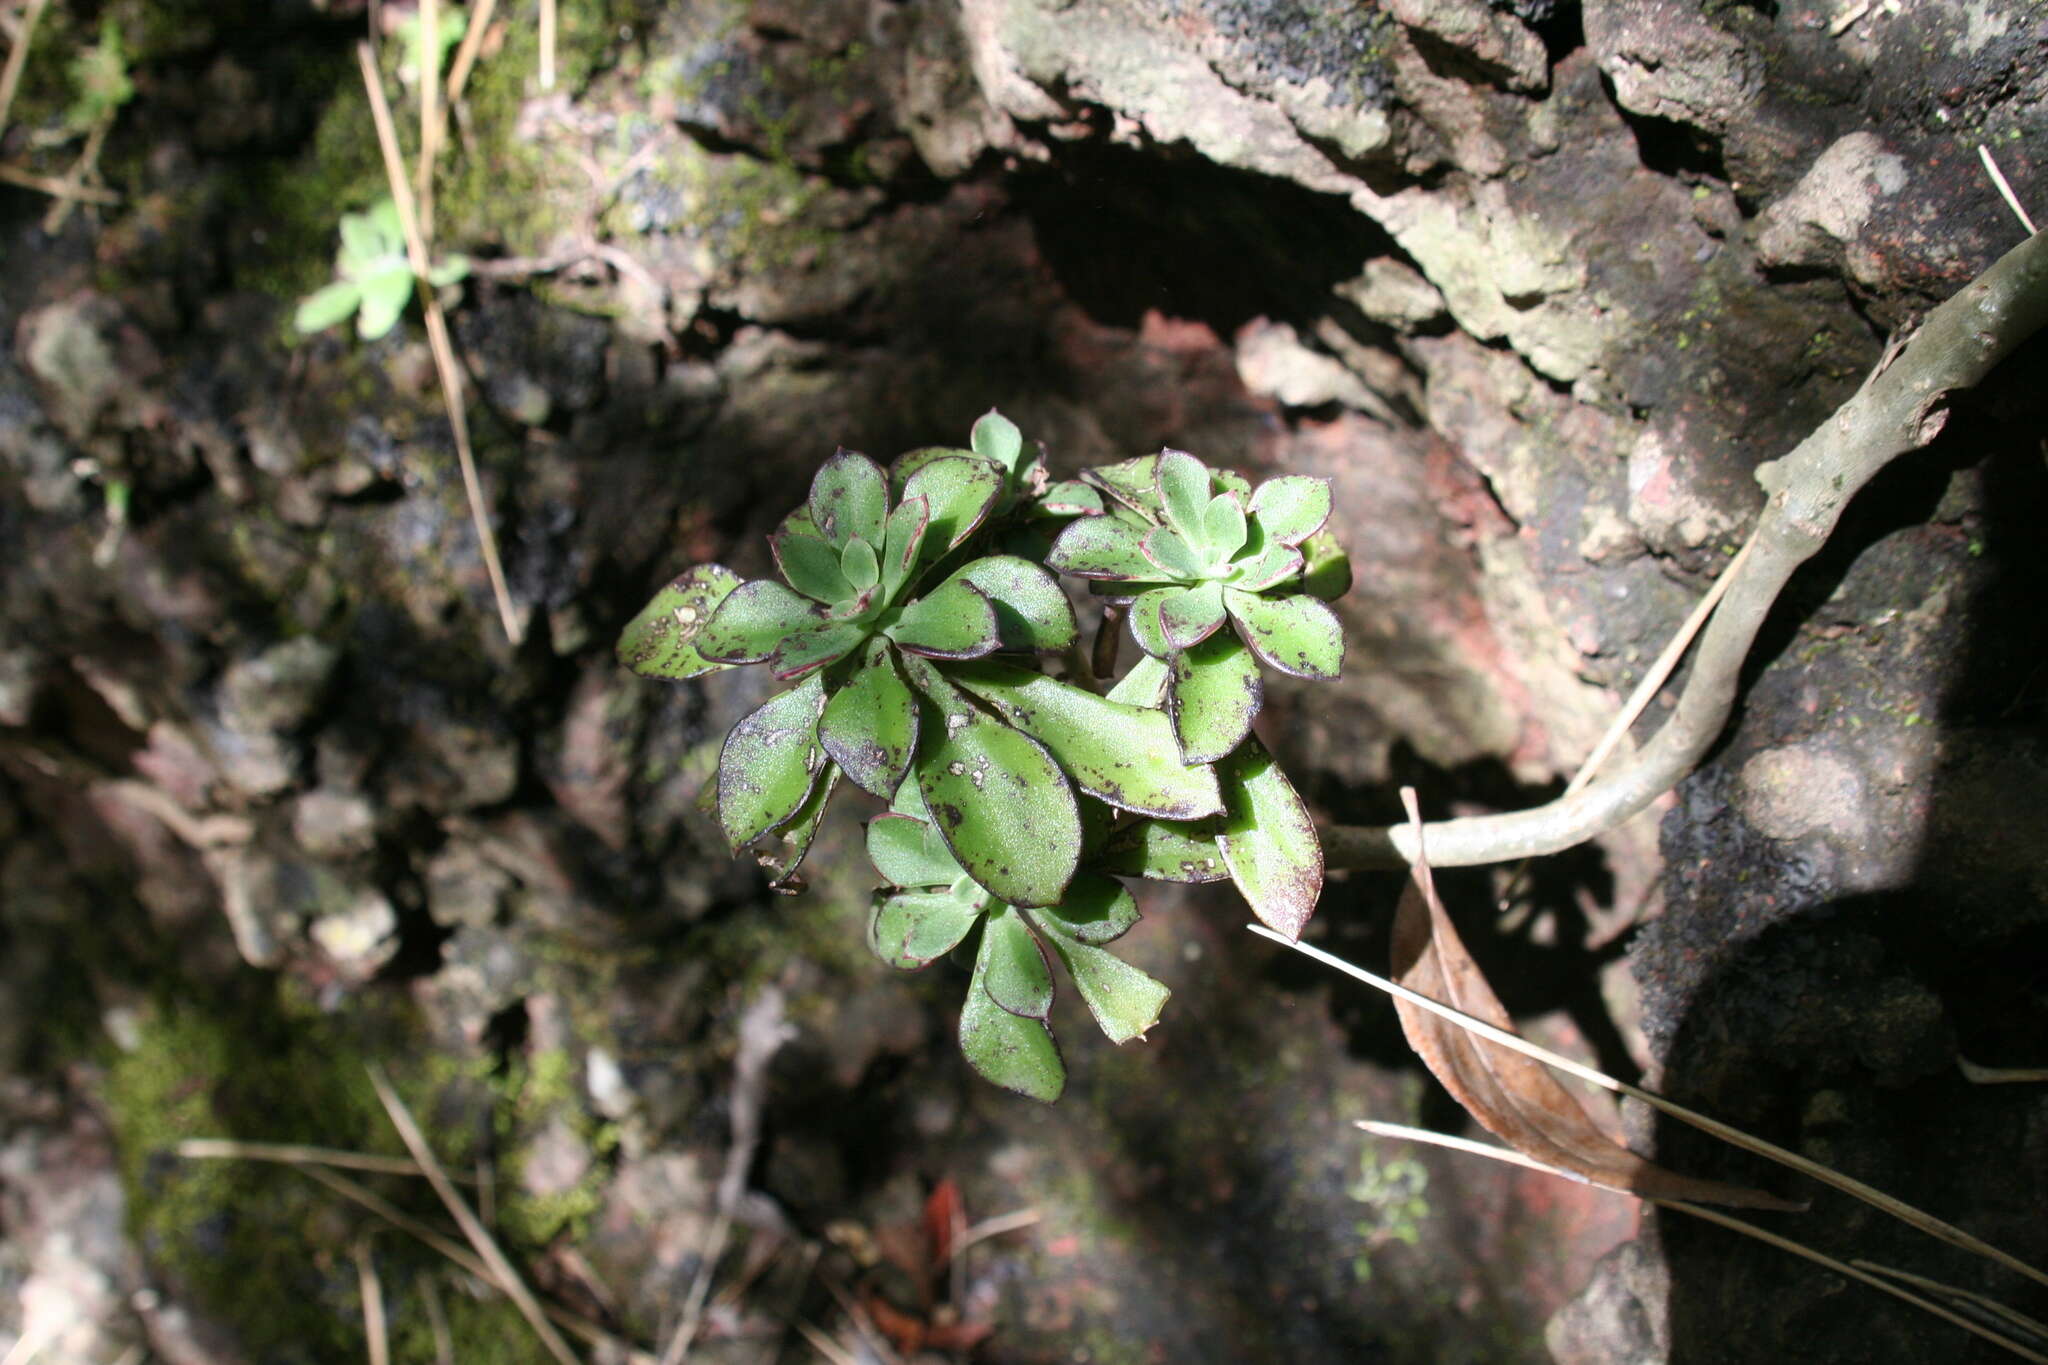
[767,621,869,681]
[866,811,964,888]
[808,448,889,551]
[757,762,840,889]
[947,556,1078,652]
[1224,588,1344,680]
[616,564,742,681]
[1045,514,1154,581]
[1214,736,1322,938]
[1168,629,1262,764]
[1030,917,1170,1044]
[946,659,1224,821]
[1126,587,1176,659]
[1299,528,1352,601]
[1104,655,1168,707]
[1225,539,1305,592]
[1037,481,1104,517]
[1248,475,1331,546]
[888,445,973,497]
[716,674,829,852]
[1203,491,1249,563]
[1139,525,1204,580]
[1159,579,1227,652]
[868,889,982,970]
[888,577,1002,660]
[820,641,917,797]
[880,494,931,602]
[1154,450,1213,548]
[698,578,829,665]
[900,654,1082,909]
[901,456,1004,562]
[1081,454,1164,519]
[959,929,1065,1102]
[1099,819,1229,884]
[971,409,1024,475]
[1387,792,1802,1211]
[773,527,856,605]
[1030,874,1139,944]
[981,906,1054,1019]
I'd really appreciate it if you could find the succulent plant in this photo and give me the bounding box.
[620,414,1349,1099]
[293,197,471,341]
[1045,451,1350,766]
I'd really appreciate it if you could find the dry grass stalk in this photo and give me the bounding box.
[176,1136,471,1180]
[354,1236,391,1365]
[1250,922,2048,1290]
[0,160,118,202]
[0,0,49,133]
[1357,1120,2048,1363]
[365,1063,581,1365]
[1980,145,2040,236]
[355,40,525,646]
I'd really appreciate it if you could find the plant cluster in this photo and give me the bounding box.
[293,197,471,341]
[619,414,1351,1100]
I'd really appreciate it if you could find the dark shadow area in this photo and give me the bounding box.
[1012,139,1395,336]
[1649,324,2048,1363]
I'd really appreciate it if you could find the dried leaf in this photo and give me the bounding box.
[1388,792,1802,1212]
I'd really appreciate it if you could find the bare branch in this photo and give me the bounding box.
[1323,229,2048,870]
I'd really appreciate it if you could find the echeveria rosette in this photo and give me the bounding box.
[865,779,1170,1102]
[615,434,1078,889]
[1047,451,1347,766]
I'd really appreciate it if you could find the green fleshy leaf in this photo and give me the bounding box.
[773,529,856,605]
[868,889,983,969]
[337,207,387,271]
[880,494,930,601]
[866,812,964,888]
[819,641,918,797]
[1204,492,1249,563]
[717,675,829,851]
[1082,455,1164,519]
[616,564,744,681]
[888,445,971,496]
[841,537,880,595]
[807,449,889,550]
[1139,526,1204,580]
[1037,481,1104,517]
[1098,819,1229,883]
[1214,736,1323,938]
[948,556,1078,652]
[1226,539,1306,592]
[1104,654,1169,707]
[1168,629,1262,764]
[1223,588,1345,680]
[1300,529,1353,601]
[355,269,413,340]
[427,254,471,288]
[1155,450,1212,546]
[1249,475,1333,546]
[901,456,1004,560]
[888,577,1001,660]
[768,621,869,681]
[1045,515,1155,580]
[1031,920,1170,1044]
[757,762,840,889]
[698,578,827,665]
[981,906,1054,1019]
[1031,874,1139,944]
[1159,579,1227,652]
[1126,587,1176,659]
[959,933,1065,1102]
[901,656,1081,908]
[1213,467,1252,500]
[971,410,1025,474]
[294,281,362,335]
[946,660,1224,821]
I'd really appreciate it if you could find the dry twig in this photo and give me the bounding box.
[1322,228,2048,869]
[354,1237,391,1365]
[355,40,525,646]
[0,0,48,133]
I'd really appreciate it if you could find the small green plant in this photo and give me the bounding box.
[65,16,135,134]
[293,197,470,341]
[619,414,1351,1100]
